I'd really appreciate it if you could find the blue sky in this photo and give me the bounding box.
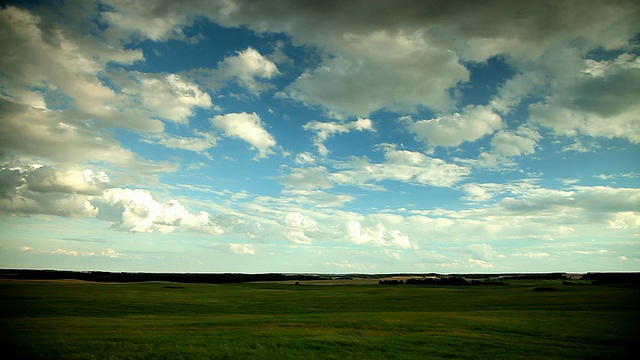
[1,0,639,273]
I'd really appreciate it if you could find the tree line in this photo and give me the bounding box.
[0,269,328,284]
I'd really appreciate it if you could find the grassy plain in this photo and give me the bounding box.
[1,279,639,359]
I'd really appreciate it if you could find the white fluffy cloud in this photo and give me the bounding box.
[303,118,375,156]
[211,112,277,159]
[469,127,542,169]
[404,105,503,148]
[330,145,470,190]
[281,211,318,244]
[344,220,411,249]
[0,164,226,236]
[229,243,256,255]
[468,259,495,268]
[123,73,213,123]
[217,47,280,93]
[97,188,224,234]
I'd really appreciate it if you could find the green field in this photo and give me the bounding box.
[1,280,639,359]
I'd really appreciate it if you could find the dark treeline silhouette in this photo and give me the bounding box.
[581,272,640,284]
[501,273,566,280]
[378,279,405,285]
[0,269,328,284]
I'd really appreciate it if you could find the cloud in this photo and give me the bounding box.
[324,260,366,270]
[26,166,109,196]
[468,259,495,268]
[400,183,640,248]
[303,118,375,156]
[344,220,411,249]
[0,100,179,186]
[461,183,504,202]
[214,0,636,120]
[330,145,470,189]
[0,6,194,179]
[294,152,317,165]
[94,188,224,235]
[101,2,185,41]
[217,47,280,93]
[0,165,102,217]
[608,212,640,230]
[20,245,134,258]
[284,30,469,117]
[466,244,503,261]
[281,211,319,244]
[122,73,213,123]
[183,47,280,95]
[279,166,333,190]
[142,132,218,156]
[512,252,552,258]
[97,0,640,128]
[280,189,354,208]
[101,248,124,258]
[573,250,615,255]
[487,128,540,157]
[494,185,640,216]
[0,166,25,199]
[51,248,94,256]
[469,127,541,169]
[0,99,137,166]
[229,243,256,255]
[279,146,471,193]
[211,112,277,159]
[403,105,503,148]
[0,6,161,132]
[529,54,640,143]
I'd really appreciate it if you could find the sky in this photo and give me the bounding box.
[1,0,639,274]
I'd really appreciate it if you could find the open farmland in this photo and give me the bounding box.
[1,280,639,359]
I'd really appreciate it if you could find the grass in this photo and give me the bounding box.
[1,280,639,359]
